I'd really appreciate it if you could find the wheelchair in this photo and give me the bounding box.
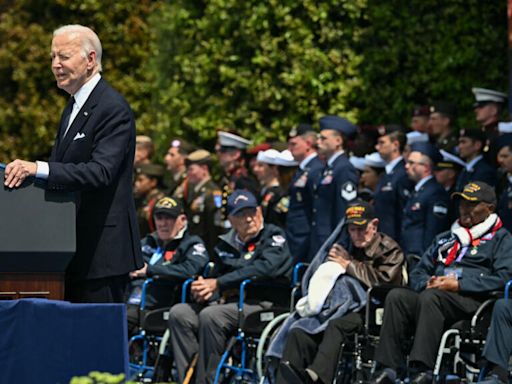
[213,263,309,384]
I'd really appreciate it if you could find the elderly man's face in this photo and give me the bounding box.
[348,219,378,248]
[154,213,185,241]
[51,32,95,95]
[229,207,263,243]
[458,200,493,228]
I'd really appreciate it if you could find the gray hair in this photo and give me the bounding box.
[53,25,102,72]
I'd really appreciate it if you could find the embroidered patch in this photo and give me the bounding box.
[272,235,286,247]
[341,182,357,201]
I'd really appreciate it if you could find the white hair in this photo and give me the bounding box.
[53,24,103,72]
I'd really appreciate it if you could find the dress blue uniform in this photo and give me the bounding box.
[482,298,512,377]
[309,152,358,260]
[374,158,413,242]
[455,155,496,191]
[286,154,324,263]
[401,176,450,256]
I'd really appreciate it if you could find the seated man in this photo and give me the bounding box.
[478,298,512,384]
[127,197,209,336]
[369,181,512,384]
[272,200,404,384]
[167,189,293,383]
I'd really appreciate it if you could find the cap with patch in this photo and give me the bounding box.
[435,149,466,170]
[472,87,507,108]
[412,105,430,117]
[227,189,259,216]
[451,181,497,206]
[364,152,385,168]
[153,197,185,217]
[345,200,376,226]
[288,123,315,140]
[135,163,165,178]
[377,124,404,136]
[319,115,357,139]
[429,101,456,119]
[459,128,487,143]
[410,142,442,164]
[407,131,430,145]
[185,149,211,166]
[218,131,252,150]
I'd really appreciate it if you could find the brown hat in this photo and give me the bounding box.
[185,149,212,166]
[452,181,497,206]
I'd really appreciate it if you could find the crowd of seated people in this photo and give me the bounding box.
[127,87,512,383]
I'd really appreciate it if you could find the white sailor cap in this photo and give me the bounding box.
[349,156,366,171]
[498,121,512,134]
[472,87,507,107]
[256,149,280,164]
[217,131,252,149]
[274,150,299,167]
[436,149,466,169]
[364,152,386,168]
[406,131,429,145]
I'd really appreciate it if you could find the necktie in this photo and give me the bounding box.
[61,96,75,138]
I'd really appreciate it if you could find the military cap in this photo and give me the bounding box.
[349,156,366,171]
[459,127,487,143]
[435,149,465,171]
[288,123,315,140]
[319,115,357,138]
[345,200,376,226]
[246,143,272,156]
[377,124,404,136]
[412,105,430,117]
[406,131,429,145]
[410,142,442,164]
[274,150,298,167]
[153,196,185,217]
[472,87,507,108]
[218,131,252,150]
[227,189,258,216]
[185,149,212,166]
[492,133,512,152]
[452,181,496,206]
[169,138,194,154]
[364,152,386,168]
[498,122,512,134]
[135,163,165,178]
[429,101,456,119]
[136,135,153,145]
[256,149,281,164]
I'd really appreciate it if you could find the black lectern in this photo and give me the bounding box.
[0,165,76,300]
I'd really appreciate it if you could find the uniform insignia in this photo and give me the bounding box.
[341,182,357,201]
[213,190,222,208]
[192,243,206,255]
[411,202,421,211]
[433,204,448,215]
[271,235,286,246]
[218,251,235,259]
[244,252,253,260]
[381,182,393,192]
[193,215,200,224]
[294,174,307,188]
[296,192,303,202]
[403,189,411,197]
[275,196,290,213]
[470,248,477,255]
[321,174,333,185]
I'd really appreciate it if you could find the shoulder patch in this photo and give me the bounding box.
[271,234,286,247]
[213,190,222,208]
[341,181,357,201]
[433,204,448,216]
[192,243,206,255]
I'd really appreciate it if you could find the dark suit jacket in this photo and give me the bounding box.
[47,77,143,281]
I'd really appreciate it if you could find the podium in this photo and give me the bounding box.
[0,165,76,300]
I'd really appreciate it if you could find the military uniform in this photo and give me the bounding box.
[455,155,496,191]
[435,133,459,154]
[166,171,187,199]
[401,176,450,257]
[374,158,413,242]
[286,147,325,264]
[185,178,223,254]
[259,184,287,228]
[309,152,358,260]
[498,176,512,233]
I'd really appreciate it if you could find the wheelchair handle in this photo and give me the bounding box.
[505,280,512,300]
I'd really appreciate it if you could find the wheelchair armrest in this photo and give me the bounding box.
[505,280,512,299]
[181,277,197,303]
[470,296,499,330]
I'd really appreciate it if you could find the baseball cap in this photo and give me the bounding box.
[227,189,258,216]
[153,197,184,217]
[345,200,376,226]
[451,182,497,206]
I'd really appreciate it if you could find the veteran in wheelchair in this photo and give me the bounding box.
[268,199,404,384]
[127,196,209,336]
[369,181,512,384]
[167,189,294,383]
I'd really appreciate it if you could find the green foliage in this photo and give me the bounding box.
[148,0,366,153]
[351,0,507,129]
[69,371,136,384]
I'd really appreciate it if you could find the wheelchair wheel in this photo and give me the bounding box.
[255,312,290,381]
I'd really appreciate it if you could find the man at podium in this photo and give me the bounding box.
[3,24,143,303]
